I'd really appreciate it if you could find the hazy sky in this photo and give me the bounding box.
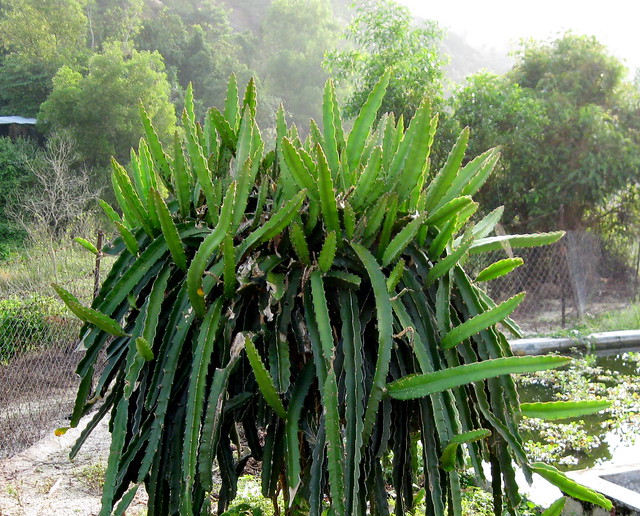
[397,0,640,74]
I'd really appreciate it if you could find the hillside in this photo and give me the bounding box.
[219,0,512,83]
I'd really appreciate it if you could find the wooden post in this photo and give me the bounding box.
[93,230,104,300]
[635,238,640,301]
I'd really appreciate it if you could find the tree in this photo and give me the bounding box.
[38,44,176,166]
[255,0,338,127]
[86,0,144,50]
[452,73,550,229]
[0,54,56,116]
[325,0,446,122]
[0,137,38,256]
[0,0,89,115]
[7,133,96,281]
[0,0,88,64]
[134,4,247,117]
[511,34,626,108]
[453,34,640,231]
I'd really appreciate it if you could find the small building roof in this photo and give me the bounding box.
[0,116,37,125]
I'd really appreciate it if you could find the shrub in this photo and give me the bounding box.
[0,294,70,363]
[57,76,612,515]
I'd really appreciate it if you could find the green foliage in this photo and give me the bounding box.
[0,294,69,363]
[60,77,610,516]
[135,5,248,118]
[511,34,626,108]
[86,0,144,50]
[0,54,57,116]
[453,34,640,231]
[518,352,640,468]
[254,0,338,128]
[0,0,88,64]
[0,137,37,257]
[38,44,176,165]
[325,0,446,123]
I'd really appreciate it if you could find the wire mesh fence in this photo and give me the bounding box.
[0,230,637,461]
[0,314,82,459]
[468,230,637,333]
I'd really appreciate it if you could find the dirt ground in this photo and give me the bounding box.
[0,415,147,516]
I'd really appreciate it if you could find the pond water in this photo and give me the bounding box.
[515,351,640,509]
[517,351,640,471]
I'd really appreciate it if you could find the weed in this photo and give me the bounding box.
[75,462,106,494]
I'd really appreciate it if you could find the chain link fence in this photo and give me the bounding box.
[468,230,637,334]
[0,230,637,460]
[0,232,105,460]
[0,313,82,459]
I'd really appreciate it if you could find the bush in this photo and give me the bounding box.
[57,77,612,515]
[0,294,69,363]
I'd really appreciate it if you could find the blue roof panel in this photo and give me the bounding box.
[0,116,37,125]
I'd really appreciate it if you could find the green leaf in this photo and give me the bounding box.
[244,334,287,420]
[52,284,127,337]
[318,230,337,273]
[323,368,346,516]
[426,196,475,228]
[530,463,612,511]
[542,497,566,516]
[476,258,524,282]
[187,181,236,317]
[222,233,236,299]
[386,259,405,292]
[115,222,139,256]
[351,146,382,210]
[469,232,565,254]
[149,188,187,271]
[346,72,390,173]
[281,137,318,197]
[440,293,525,349]
[322,79,341,179]
[285,362,314,503]
[135,337,154,361]
[289,221,311,265]
[425,235,474,286]
[224,73,240,130]
[438,148,499,210]
[381,212,428,266]
[343,201,356,239]
[183,111,218,225]
[74,237,98,255]
[172,132,192,218]
[140,104,172,182]
[387,355,571,400]
[520,400,611,420]
[351,243,394,443]
[316,144,340,234]
[112,158,154,237]
[424,127,469,211]
[238,189,307,256]
[440,429,491,471]
[310,271,334,366]
[99,396,128,515]
[391,98,434,203]
[98,199,122,225]
[181,299,223,514]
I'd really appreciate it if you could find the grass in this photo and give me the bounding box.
[74,462,107,494]
[542,302,640,339]
[0,230,115,304]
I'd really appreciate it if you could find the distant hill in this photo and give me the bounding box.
[441,30,513,84]
[217,0,511,85]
